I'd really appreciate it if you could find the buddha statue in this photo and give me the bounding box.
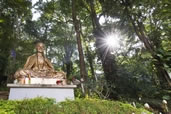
[14,42,66,84]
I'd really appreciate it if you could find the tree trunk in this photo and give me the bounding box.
[80,30,96,81]
[63,42,74,78]
[66,61,73,78]
[85,45,96,80]
[129,15,171,87]
[72,0,87,81]
[88,0,118,98]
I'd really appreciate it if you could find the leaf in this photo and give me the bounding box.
[141,52,152,59]
[162,95,170,100]
[0,19,4,23]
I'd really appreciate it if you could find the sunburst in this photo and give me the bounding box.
[96,32,120,61]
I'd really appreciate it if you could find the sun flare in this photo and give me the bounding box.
[105,34,120,48]
[96,31,122,60]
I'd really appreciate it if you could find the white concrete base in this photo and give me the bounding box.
[16,78,64,85]
[7,84,76,102]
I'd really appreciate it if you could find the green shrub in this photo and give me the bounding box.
[49,98,151,114]
[0,97,54,114]
[15,97,55,114]
[0,98,151,114]
[0,100,18,114]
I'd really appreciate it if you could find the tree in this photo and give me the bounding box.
[85,0,118,88]
[0,0,32,78]
[98,0,171,87]
[72,0,87,82]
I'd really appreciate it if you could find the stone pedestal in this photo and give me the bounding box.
[24,77,65,84]
[7,84,76,102]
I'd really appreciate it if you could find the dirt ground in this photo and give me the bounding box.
[0,91,8,100]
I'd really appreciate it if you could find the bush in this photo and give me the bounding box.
[0,97,151,114]
[49,99,151,114]
[0,97,54,114]
[0,100,18,114]
[15,97,55,114]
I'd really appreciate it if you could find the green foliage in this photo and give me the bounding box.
[0,97,54,114]
[114,51,156,99]
[98,0,171,86]
[0,98,151,114]
[0,99,18,114]
[51,98,150,114]
[15,97,55,114]
[0,0,32,78]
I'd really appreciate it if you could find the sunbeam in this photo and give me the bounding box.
[105,34,120,48]
[96,32,121,61]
